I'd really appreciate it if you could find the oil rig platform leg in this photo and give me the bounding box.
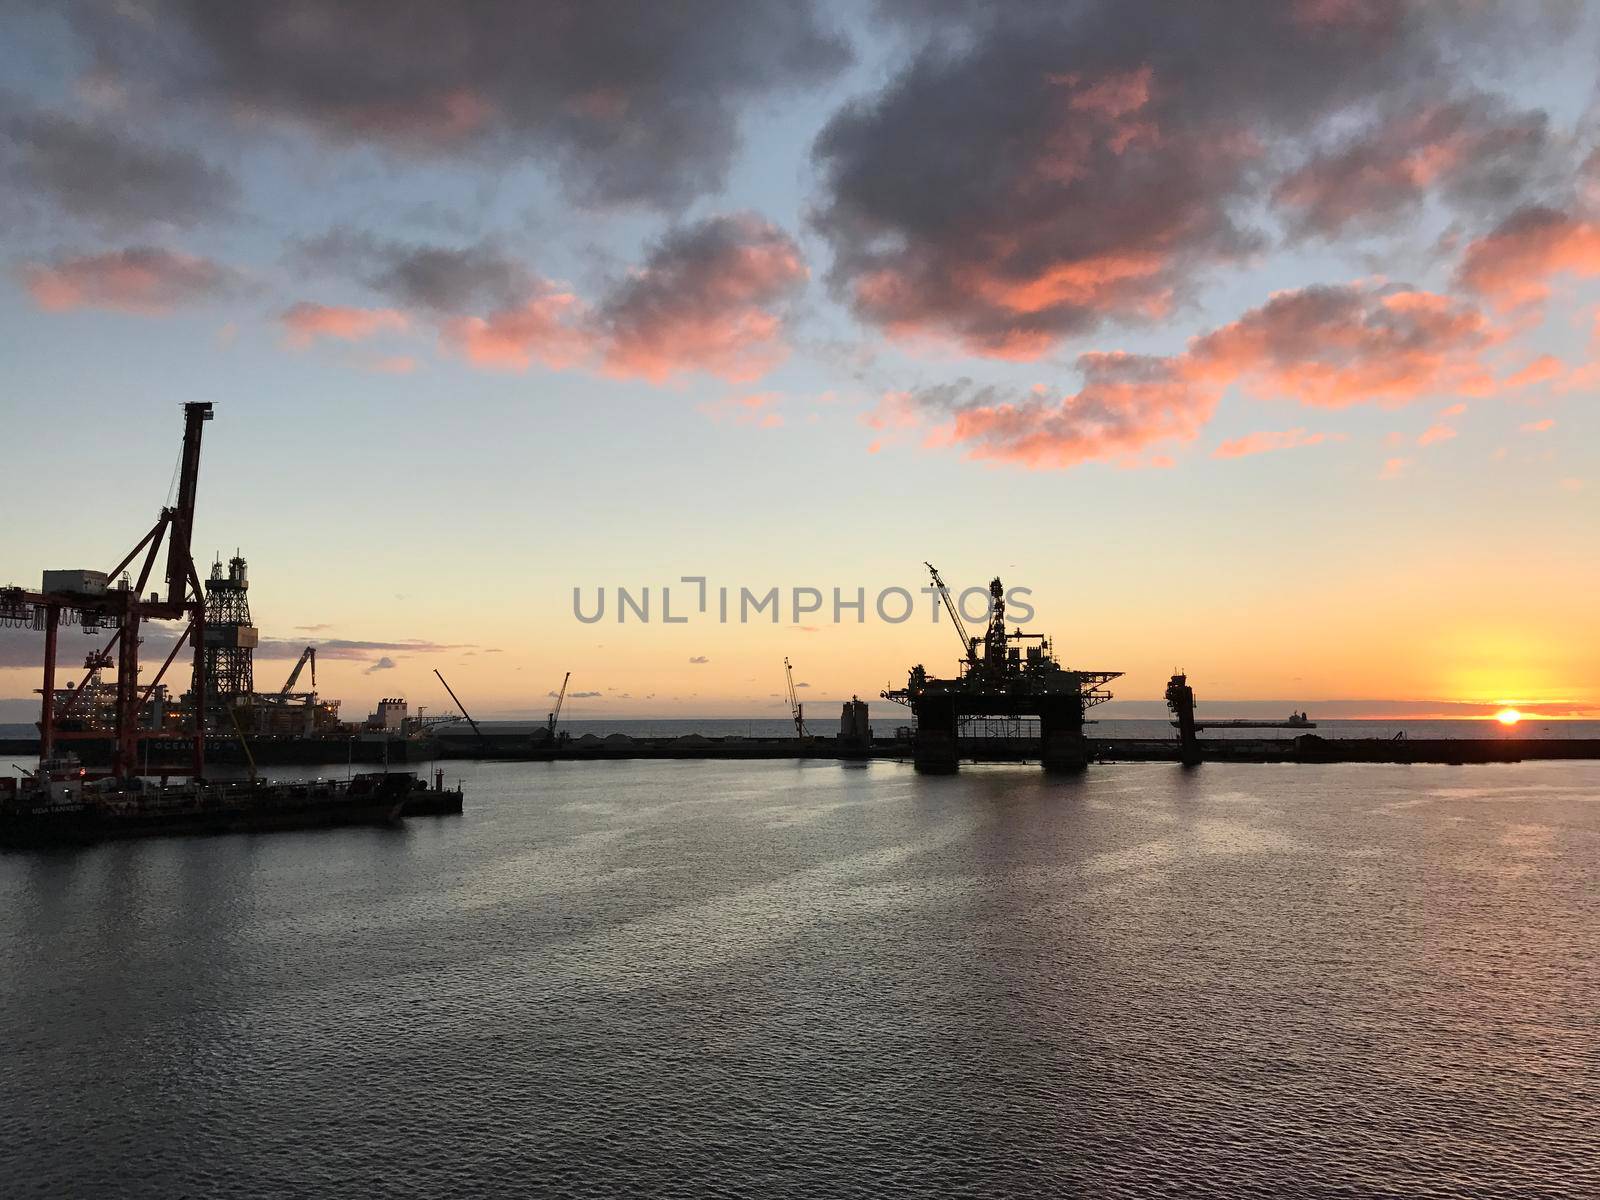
[1039,699,1092,772]
[911,698,959,774]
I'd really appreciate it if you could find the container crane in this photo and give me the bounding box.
[547,671,570,741]
[784,657,808,739]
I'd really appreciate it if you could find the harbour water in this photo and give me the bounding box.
[2,759,1596,1196]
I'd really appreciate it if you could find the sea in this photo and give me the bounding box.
[2,756,1596,1196]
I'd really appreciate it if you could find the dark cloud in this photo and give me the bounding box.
[364,656,398,674]
[1275,95,1555,238]
[1,101,237,231]
[688,656,710,664]
[294,229,532,313]
[20,247,239,314]
[331,212,812,381]
[68,0,853,207]
[255,637,470,661]
[812,1,1573,358]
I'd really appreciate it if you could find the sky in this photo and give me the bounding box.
[2,0,1598,722]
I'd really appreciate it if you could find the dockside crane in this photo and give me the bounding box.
[433,668,489,753]
[547,671,570,741]
[784,657,808,739]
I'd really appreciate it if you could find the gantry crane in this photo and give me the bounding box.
[1,402,213,778]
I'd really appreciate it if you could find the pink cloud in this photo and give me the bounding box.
[599,214,807,382]
[281,302,408,347]
[1519,418,1556,433]
[440,287,592,371]
[927,353,1221,470]
[1380,456,1413,479]
[1416,424,1457,446]
[23,247,234,314]
[1212,427,1335,459]
[1189,284,1496,408]
[876,280,1499,471]
[1456,206,1600,309]
[1503,355,1564,391]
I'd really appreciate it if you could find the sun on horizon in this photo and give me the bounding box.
[1495,708,1524,725]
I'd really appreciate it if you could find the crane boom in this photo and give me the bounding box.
[434,668,487,750]
[280,645,316,696]
[784,657,807,738]
[547,671,571,737]
[924,562,976,668]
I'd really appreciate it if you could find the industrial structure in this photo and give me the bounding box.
[203,553,256,710]
[883,564,1121,773]
[1,402,214,778]
[784,657,809,739]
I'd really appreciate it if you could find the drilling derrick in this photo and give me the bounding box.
[203,553,258,722]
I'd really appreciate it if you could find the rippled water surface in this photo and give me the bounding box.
[3,760,1597,1197]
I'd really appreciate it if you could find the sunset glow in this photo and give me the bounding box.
[0,4,1597,721]
[1495,709,1524,725]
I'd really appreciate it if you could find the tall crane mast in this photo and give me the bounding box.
[784,657,808,739]
[547,671,570,739]
[925,562,977,670]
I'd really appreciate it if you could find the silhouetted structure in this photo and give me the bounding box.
[838,696,872,759]
[1165,673,1201,767]
[884,567,1120,773]
[1,402,213,778]
[203,553,257,716]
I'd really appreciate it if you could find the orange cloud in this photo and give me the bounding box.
[281,302,408,347]
[927,353,1221,470]
[23,247,234,314]
[1520,418,1556,433]
[1190,284,1496,408]
[1380,456,1413,479]
[879,281,1498,471]
[1416,423,1457,446]
[1212,427,1334,459]
[440,288,592,371]
[599,214,806,382]
[1502,355,1563,391]
[1456,206,1600,309]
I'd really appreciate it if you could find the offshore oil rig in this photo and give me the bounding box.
[884,564,1121,773]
